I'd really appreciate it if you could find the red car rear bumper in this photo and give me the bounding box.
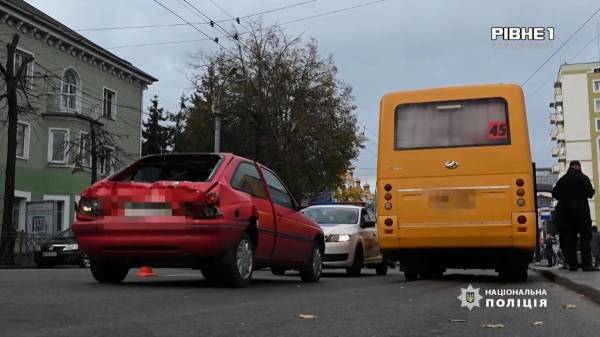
[73,216,248,263]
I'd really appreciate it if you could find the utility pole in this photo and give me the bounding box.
[213,98,221,153]
[212,67,239,153]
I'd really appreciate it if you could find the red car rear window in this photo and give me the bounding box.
[110,154,222,183]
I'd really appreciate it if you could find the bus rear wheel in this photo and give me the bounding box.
[498,266,528,282]
[404,271,418,281]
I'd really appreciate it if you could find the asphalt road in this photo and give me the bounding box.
[1,267,599,337]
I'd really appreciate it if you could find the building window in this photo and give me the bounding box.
[16,121,30,160]
[103,88,117,119]
[42,195,70,233]
[99,147,114,176]
[61,69,80,112]
[596,119,600,132]
[79,132,91,168]
[595,99,600,113]
[14,49,34,88]
[594,80,600,93]
[48,129,69,164]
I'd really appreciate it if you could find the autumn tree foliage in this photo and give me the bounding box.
[175,24,364,198]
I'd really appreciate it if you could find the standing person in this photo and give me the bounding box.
[552,161,597,271]
[544,235,555,267]
[552,210,569,269]
[591,226,600,267]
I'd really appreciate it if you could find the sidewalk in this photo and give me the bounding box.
[530,264,600,305]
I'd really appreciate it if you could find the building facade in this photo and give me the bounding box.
[0,0,157,234]
[550,61,600,226]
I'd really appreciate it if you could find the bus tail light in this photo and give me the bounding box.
[516,188,525,196]
[384,193,392,201]
[384,218,393,226]
[517,215,527,224]
[517,198,526,207]
[384,202,392,210]
[516,178,524,187]
[384,184,392,191]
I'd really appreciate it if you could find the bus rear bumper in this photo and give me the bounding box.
[378,215,536,250]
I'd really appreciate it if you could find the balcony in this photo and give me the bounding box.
[44,92,102,121]
[551,146,560,156]
[550,113,556,124]
[555,94,563,102]
[552,164,561,173]
[555,113,564,123]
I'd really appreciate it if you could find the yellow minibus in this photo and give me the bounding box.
[376,84,536,281]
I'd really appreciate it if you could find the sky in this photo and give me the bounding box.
[26,0,600,187]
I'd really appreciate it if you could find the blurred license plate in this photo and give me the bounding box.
[42,252,57,257]
[124,202,172,216]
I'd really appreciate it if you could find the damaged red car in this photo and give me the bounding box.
[72,153,324,287]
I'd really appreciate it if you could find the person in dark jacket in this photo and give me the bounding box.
[591,226,600,267]
[544,235,555,267]
[552,161,598,271]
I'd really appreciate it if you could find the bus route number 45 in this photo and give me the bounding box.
[488,121,507,140]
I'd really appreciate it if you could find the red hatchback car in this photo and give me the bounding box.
[72,153,324,287]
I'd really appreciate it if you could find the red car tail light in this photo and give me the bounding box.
[205,193,219,205]
[184,202,222,219]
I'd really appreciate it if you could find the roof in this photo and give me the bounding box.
[558,61,600,76]
[1,0,157,84]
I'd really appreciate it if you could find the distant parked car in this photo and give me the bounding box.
[301,204,390,276]
[34,229,89,268]
[73,153,324,287]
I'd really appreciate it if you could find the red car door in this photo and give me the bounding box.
[229,161,276,259]
[259,167,312,261]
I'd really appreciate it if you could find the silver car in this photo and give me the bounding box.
[302,204,390,276]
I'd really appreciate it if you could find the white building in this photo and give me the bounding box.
[550,62,600,226]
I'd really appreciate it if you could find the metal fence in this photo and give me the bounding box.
[0,231,53,267]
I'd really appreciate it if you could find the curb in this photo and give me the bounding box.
[531,267,600,306]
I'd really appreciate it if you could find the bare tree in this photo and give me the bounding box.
[0,34,38,262]
[66,116,131,184]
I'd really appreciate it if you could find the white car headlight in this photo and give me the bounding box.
[62,243,79,251]
[327,234,352,242]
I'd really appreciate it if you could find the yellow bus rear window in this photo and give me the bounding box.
[394,98,509,150]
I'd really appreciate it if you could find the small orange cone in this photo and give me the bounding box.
[137,266,158,277]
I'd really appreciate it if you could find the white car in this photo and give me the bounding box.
[301,204,389,276]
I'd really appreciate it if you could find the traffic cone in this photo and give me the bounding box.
[137,266,158,277]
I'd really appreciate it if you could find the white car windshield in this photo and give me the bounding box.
[303,207,359,225]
